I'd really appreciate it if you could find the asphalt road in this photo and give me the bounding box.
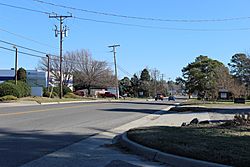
[0,101,171,167]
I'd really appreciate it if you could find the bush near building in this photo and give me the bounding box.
[0,82,20,97]
[53,86,72,96]
[6,80,31,97]
[42,90,58,98]
[0,81,31,98]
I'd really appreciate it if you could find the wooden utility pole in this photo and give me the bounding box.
[109,44,120,99]
[13,45,18,85]
[49,14,72,99]
[46,54,50,88]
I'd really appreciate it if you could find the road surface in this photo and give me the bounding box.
[0,101,171,167]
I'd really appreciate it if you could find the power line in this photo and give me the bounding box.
[32,0,250,23]
[2,2,250,32]
[117,65,133,78]
[0,27,56,48]
[74,16,250,32]
[0,46,46,59]
[0,39,51,55]
[0,2,50,15]
[1,44,133,79]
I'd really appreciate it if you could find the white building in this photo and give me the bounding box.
[0,69,73,96]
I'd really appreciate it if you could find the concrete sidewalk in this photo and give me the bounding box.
[20,106,235,167]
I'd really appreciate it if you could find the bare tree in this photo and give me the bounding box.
[73,49,115,95]
[215,66,246,98]
[37,52,75,87]
[38,49,115,95]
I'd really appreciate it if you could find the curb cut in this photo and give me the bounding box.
[118,132,231,167]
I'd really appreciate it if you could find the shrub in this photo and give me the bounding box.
[43,87,59,98]
[0,82,20,97]
[43,91,53,98]
[5,80,31,97]
[53,86,72,96]
[64,93,81,99]
[0,95,17,101]
[43,91,58,98]
[17,67,27,82]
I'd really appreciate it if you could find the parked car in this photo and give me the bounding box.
[168,96,176,101]
[155,94,164,101]
[73,90,85,96]
[100,92,117,98]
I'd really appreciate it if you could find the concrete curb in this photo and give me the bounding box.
[39,98,154,105]
[39,100,110,105]
[39,99,132,105]
[118,132,230,167]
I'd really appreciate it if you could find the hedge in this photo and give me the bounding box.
[0,82,20,97]
[53,86,72,96]
[0,81,31,98]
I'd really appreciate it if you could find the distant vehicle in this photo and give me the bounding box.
[100,91,117,98]
[168,96,176,101]
[155,94,164,101]
[74,90,85,96]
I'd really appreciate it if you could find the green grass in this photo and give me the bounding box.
[127,125,250,167]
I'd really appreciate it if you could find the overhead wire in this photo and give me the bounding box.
[1,2,250,32]
[0,2,50,15]
[117,64,133,77]
[32,0,250,23]
[0,43,134,78]
[0,39,52,55]
[0,27,57,49]
[0,46,46,59]
[74,16,250,32]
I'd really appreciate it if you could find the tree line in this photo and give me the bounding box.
[38,49,178,97]
[178,54,250,100]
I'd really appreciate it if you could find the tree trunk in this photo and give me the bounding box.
[87,86,91,96]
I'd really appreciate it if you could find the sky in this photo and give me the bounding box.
[1,0,250,80]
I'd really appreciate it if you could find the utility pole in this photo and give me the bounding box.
[49,13,72,99]
[153,69,157,96]
[13,45,18,85]
[161,74,164,81]
[46,54,50,88]
[109,44,120,99]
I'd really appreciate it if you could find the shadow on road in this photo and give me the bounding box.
[113,101,175,106]
[0,128,93,167]
[99,108,168,115]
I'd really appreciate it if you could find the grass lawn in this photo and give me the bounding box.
[127,125,250,167]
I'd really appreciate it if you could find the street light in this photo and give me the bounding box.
[108,44,120,99]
